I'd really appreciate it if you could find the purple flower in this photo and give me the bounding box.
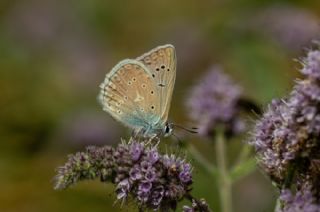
[179,164,192,183]
[250,47,320,187]
[54,138,204,211]
[179,171,192,184]
[278,185,320,212]
[144,168,157,182]
[129,142,143,161]
[146,148,159,164]
[129,165,142,181]
[165,183,185,199]
[140,161,151,172]
[139,181,152,193]
[182,163,192,172]
[301,50,320,80]
[116,179,131,200]
[162,154,182,170]
[186,66,248,137]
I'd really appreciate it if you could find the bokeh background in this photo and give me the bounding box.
[0,0,320,211]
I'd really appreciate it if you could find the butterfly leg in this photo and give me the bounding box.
[131,130,138,140]
[131,128,143,142]
[153,136,161,147]
[145,134,160,147]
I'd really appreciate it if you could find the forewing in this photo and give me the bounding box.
[99,59,161,131]
[136,44,176,122]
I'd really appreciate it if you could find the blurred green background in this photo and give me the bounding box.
[0,0,319,211]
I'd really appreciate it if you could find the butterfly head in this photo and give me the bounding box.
[163,122,174,137]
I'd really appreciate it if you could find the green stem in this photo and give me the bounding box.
[274,197,282,212]
[215,130,232,212]
[234,143,252,167]
[230,157,256,182]
[283,163,296,189]
[188,144,217,177]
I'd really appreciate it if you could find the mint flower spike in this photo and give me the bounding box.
[250,44,320,210]
[278,183,320,212]
[250,47,320,186]
[54,138,210,211]
[186,66,258,137]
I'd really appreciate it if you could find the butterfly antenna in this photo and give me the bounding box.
[173,124,198,134]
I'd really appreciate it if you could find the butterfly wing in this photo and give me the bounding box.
[136,44,176,123]
[99,59,161,133]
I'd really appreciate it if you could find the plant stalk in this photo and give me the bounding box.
[216,130,232,212]
[188,144,217,177]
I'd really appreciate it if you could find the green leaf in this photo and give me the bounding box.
[230,157,257,182]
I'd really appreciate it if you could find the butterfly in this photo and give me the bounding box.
[98,44,176,139]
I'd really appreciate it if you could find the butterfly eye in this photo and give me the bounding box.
[165,126,170,133]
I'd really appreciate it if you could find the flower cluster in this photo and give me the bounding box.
[186,66,250,137]
[278,183,320,212]
[251,49,320,185]
[54,138,202,211]
[251,47,320,209]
